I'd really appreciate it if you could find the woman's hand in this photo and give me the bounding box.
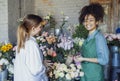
[74,55,84,62]
[44,60,53,68]
[66,55,73,65]
[74,56,98,63]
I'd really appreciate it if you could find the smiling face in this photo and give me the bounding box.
[83,14,98,34]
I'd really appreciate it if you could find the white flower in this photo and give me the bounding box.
[70,64,75,68]
[64,16,69,21]
[59,63,67,71]
[65,73,71,80]
[117,34,120,40]
[12,59,15,64]
[76,69,80,73]
[71,67,76,71]
[59,72,64,78]
[76,64,82,69]
[79,71,84,77]
[74,72,79,77]
[73,37,84,47]
[7,64,14,74]
[70,72,75,78]
[0,53,2,57]
[44,15,50,20]
[0,58,9,65]
[36,36,41,40]
[54,70,60,79]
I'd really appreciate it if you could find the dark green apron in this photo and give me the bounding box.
[80,32,104,81]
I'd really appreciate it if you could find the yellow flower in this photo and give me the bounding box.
[79,41,83,47]
[1,45,7,52]
[6,43,13,50]
[6,46,10,51]
[0,43,13,52]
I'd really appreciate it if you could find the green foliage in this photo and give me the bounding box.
[49,16,56,28]
[72,24,88,39]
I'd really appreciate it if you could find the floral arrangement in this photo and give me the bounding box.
[36,13,87,81]
[48,63,84,81]
[0,42,15,80]
[0,43,15,71]
[36,32,57,61]
[105,33,120,47]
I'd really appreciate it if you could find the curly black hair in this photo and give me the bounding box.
[79,3,104,24]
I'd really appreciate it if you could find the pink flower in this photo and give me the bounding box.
[41,32,48,37]
[117,34,120,40]
[52,51,57,57]
[12,46,17,51]
[105,33,120,41]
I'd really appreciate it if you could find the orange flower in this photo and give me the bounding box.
[46,35,56,44]
[52,51,57,57]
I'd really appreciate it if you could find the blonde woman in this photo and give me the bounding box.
[14,14,48,81]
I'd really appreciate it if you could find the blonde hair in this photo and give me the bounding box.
[17,14,43,53]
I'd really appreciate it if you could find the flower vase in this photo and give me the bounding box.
[55,28,61,36]
[110,45,120,67]
[0,69,8,81]
[109,45,120,81]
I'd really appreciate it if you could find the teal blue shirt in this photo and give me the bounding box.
[86,30,109,65]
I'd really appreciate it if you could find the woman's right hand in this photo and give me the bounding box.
[44,60,53,68]
[74,55,84,62]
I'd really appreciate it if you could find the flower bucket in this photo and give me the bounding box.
[117,72,120,81]
[110,45,119,53]
[0,69,8,81]
[110,45,120,67]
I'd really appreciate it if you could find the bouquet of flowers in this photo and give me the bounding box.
[56,34,84,61]
[36,32,57,61]
[37,13,86,81]
[0,42,15,81]
[0,42,15,71]
[48,63,84,81]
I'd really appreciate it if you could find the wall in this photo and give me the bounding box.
[8,0,20,44]
[0,0,89,43]
[0,0,8,42]
[34,0,89,27]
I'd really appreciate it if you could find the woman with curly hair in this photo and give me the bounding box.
[74,3,109,81]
